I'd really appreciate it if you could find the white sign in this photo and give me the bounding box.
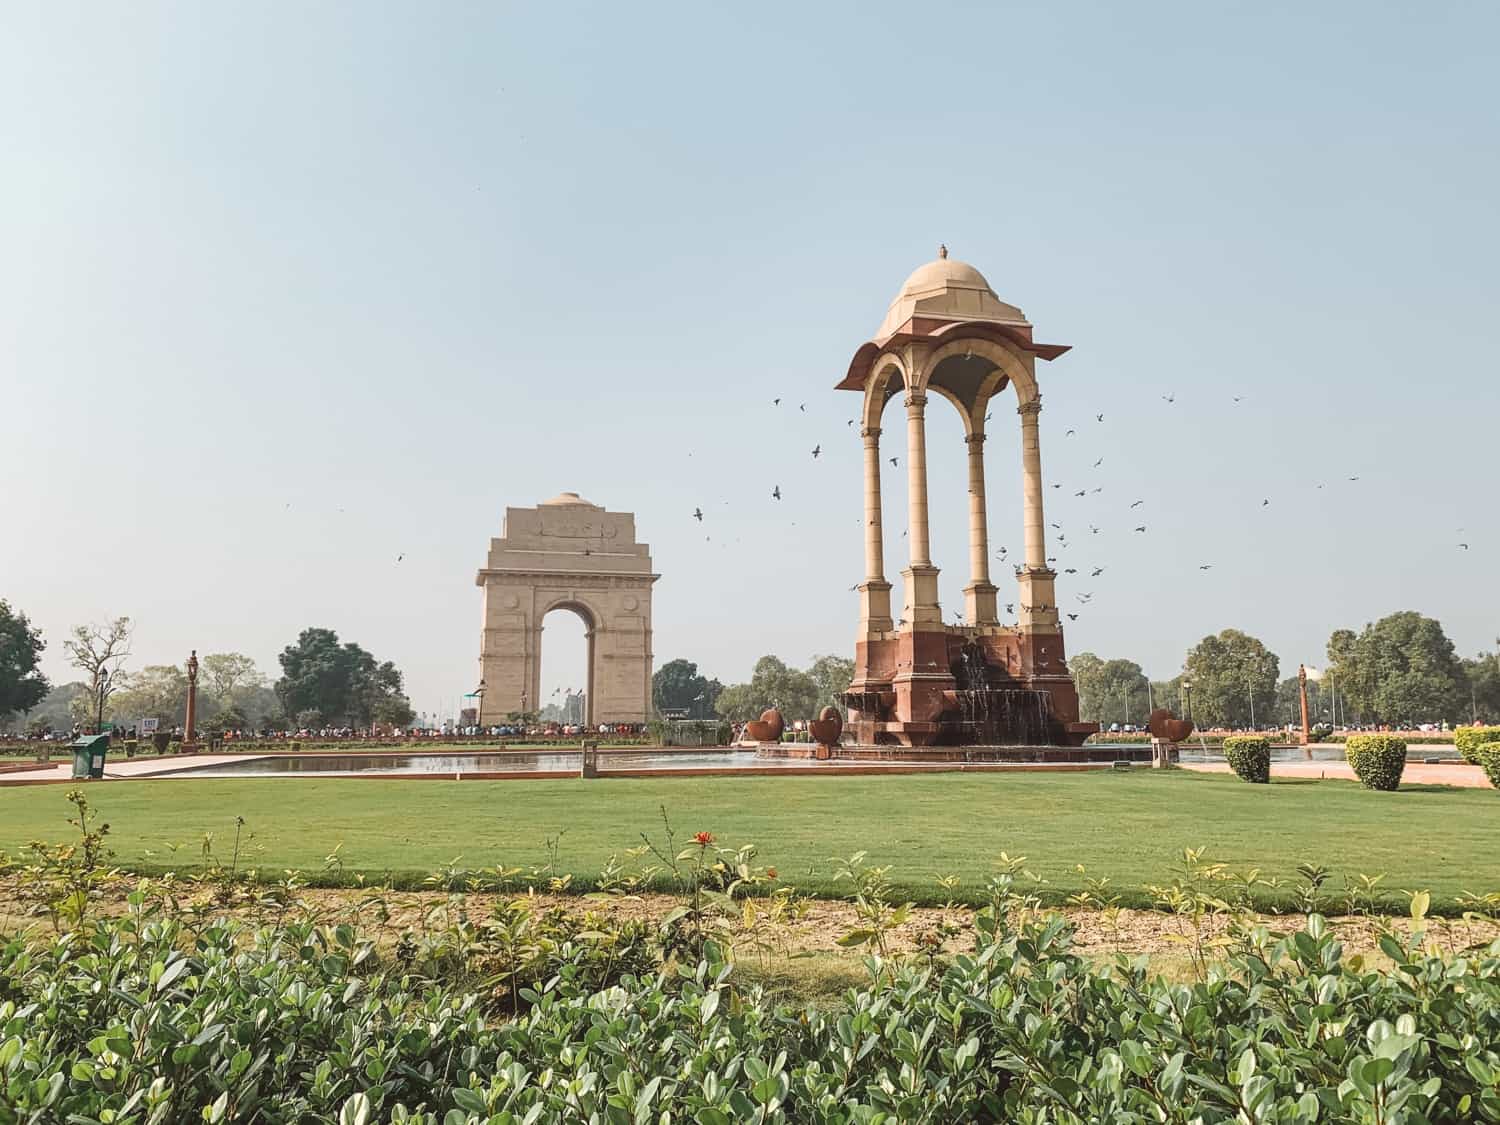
[140,718,159,734]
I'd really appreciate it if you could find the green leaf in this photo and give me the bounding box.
[339,1092,371,1125]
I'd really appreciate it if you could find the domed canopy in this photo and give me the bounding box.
[539,491,600,508]
[874,246,1029,343]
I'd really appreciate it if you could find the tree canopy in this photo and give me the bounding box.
[806,654,855,717]
[1182,628,1280,728]
[109,665,189,727]
[0,600,49,720]
[713,656,822,722]
[275,628,413,727]
[1326,612,1468,724]
[1069,653,1151,726]
[651,659,723,718]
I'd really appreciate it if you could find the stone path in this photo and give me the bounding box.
[0,754,266,784]
[1182,759,1493,789]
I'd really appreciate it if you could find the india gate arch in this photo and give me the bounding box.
[476,493,657,725]
[836,248,1097,748]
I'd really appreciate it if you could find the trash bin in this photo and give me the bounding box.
[70,734,110,780]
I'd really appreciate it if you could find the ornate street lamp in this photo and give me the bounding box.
[1181,678,1193,726]
[184,650,199,748]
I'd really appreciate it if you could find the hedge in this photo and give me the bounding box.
[1345,734,1408,791]
[1455,725,1500,764]
[1476,742,1500,790]
[1222,736,1271,783]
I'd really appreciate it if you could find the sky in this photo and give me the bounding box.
[3,1,1497,721]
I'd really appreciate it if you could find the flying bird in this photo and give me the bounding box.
[1094,457,1104,467]
[1089,525,1100,534]
[693,508,703,521]
[1066,429,1076,436]
[1096,414,1104,422]
[1459,543,1470,550]
[1130,500,1144,508]
[773,398,781,406]
[396,554,403,563]
[1233,396,1244,403]
[1005,603,1015,615]
[1134,525,1147,533]
[799,403,806,412]
[847,419,855,427]
[772,486,781,500]
[1348,476,1360,481]
[1262,499,1270,507]
[1199,564,1212,570]
[1074,489,1087,497]
[1091,567,1104,577]
[1162,393,1175,404]
[811,445,820,459]
[1051,483,1062,490]
[1067,613,1079,621]
[890,456,899,467]
[1064,567,1077,574]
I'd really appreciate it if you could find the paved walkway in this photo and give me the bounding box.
[0,754,265,784]
[1183,760,1493,789]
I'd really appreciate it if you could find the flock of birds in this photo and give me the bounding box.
[673,388,1466,636]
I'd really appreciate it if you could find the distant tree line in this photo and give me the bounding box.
[1073,611,1499,729]
[651,654,856,723]
[1,605,414,734]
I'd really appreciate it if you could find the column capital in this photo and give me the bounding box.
[904,390,928,410]
[965,432,987,447]
[1016,399,1043,417]
[860,425,881,440]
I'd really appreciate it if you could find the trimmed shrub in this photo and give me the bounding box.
[1222,735,1271,783]
[1476,742,1500,790]
[1455,725,1500,764]
[1345,734,1407,790]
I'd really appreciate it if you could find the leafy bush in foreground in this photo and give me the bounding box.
[3,897,1500,1123]
[1457,725,1500,764]
[1346,734,1408,791]
[1222,735,1271,783]
[1476,743,1500,791]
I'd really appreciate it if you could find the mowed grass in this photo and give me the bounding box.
[1,771,1494,911]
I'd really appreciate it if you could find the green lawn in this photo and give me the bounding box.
[2,771,1494,911]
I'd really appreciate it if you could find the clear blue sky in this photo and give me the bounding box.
[4,2,1496,719]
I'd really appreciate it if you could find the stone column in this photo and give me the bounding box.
[1019,401,1045,569]
[963,432,998,625]
[902,391,942,626]
[858,426,893,632]
[1016,400,1057,633]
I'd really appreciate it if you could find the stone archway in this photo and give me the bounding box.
[475,493,658,724]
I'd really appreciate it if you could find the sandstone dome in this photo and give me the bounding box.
[875,247,1028,342]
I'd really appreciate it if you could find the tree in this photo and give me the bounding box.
[1070,652,1151,726]
[1274,675,1328,727]
[651,659,723,718]
[713,656,821,722]
[109,665,189,727]
[1326,612,1467,725]
[806,654,855,716]
[1182,629,1280,729]
[1464,643,1500,725]
[21,681,93,734]
[0,600,49,720]
[199,653,266,711]
[63,617,133,731]
[274,627,412,727]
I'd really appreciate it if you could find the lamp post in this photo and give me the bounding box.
[95,669,109,736]
[184,650,199,749]
[1297,663,1311,754]
[1247,676,1256,731]
[474,679,486,729]
[1182,679,1193,726]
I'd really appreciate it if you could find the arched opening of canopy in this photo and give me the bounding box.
[537,601,596,726]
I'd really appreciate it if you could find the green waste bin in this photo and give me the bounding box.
[70,734,110,780]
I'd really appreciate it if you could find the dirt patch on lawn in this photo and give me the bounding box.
[4,878,1494,961]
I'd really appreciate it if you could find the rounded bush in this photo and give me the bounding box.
[1454,725,1500,764]
[1222,736,1271,783]
[1475,742,1500,791]
[1345,734,1407,791]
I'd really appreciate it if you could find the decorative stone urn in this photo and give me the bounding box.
[744,708,785,743]
[809,706,843,757]
[1147,708,1194,743]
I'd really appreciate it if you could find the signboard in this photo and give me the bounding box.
[140,718,159,734]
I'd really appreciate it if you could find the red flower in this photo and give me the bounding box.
[766,867,778,880]
[694,831,715,847]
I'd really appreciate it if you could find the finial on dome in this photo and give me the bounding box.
[938,243,948,259]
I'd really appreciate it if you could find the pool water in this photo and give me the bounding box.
[165,750,868,776]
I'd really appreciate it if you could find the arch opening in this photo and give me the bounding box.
[537,602,596,727]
